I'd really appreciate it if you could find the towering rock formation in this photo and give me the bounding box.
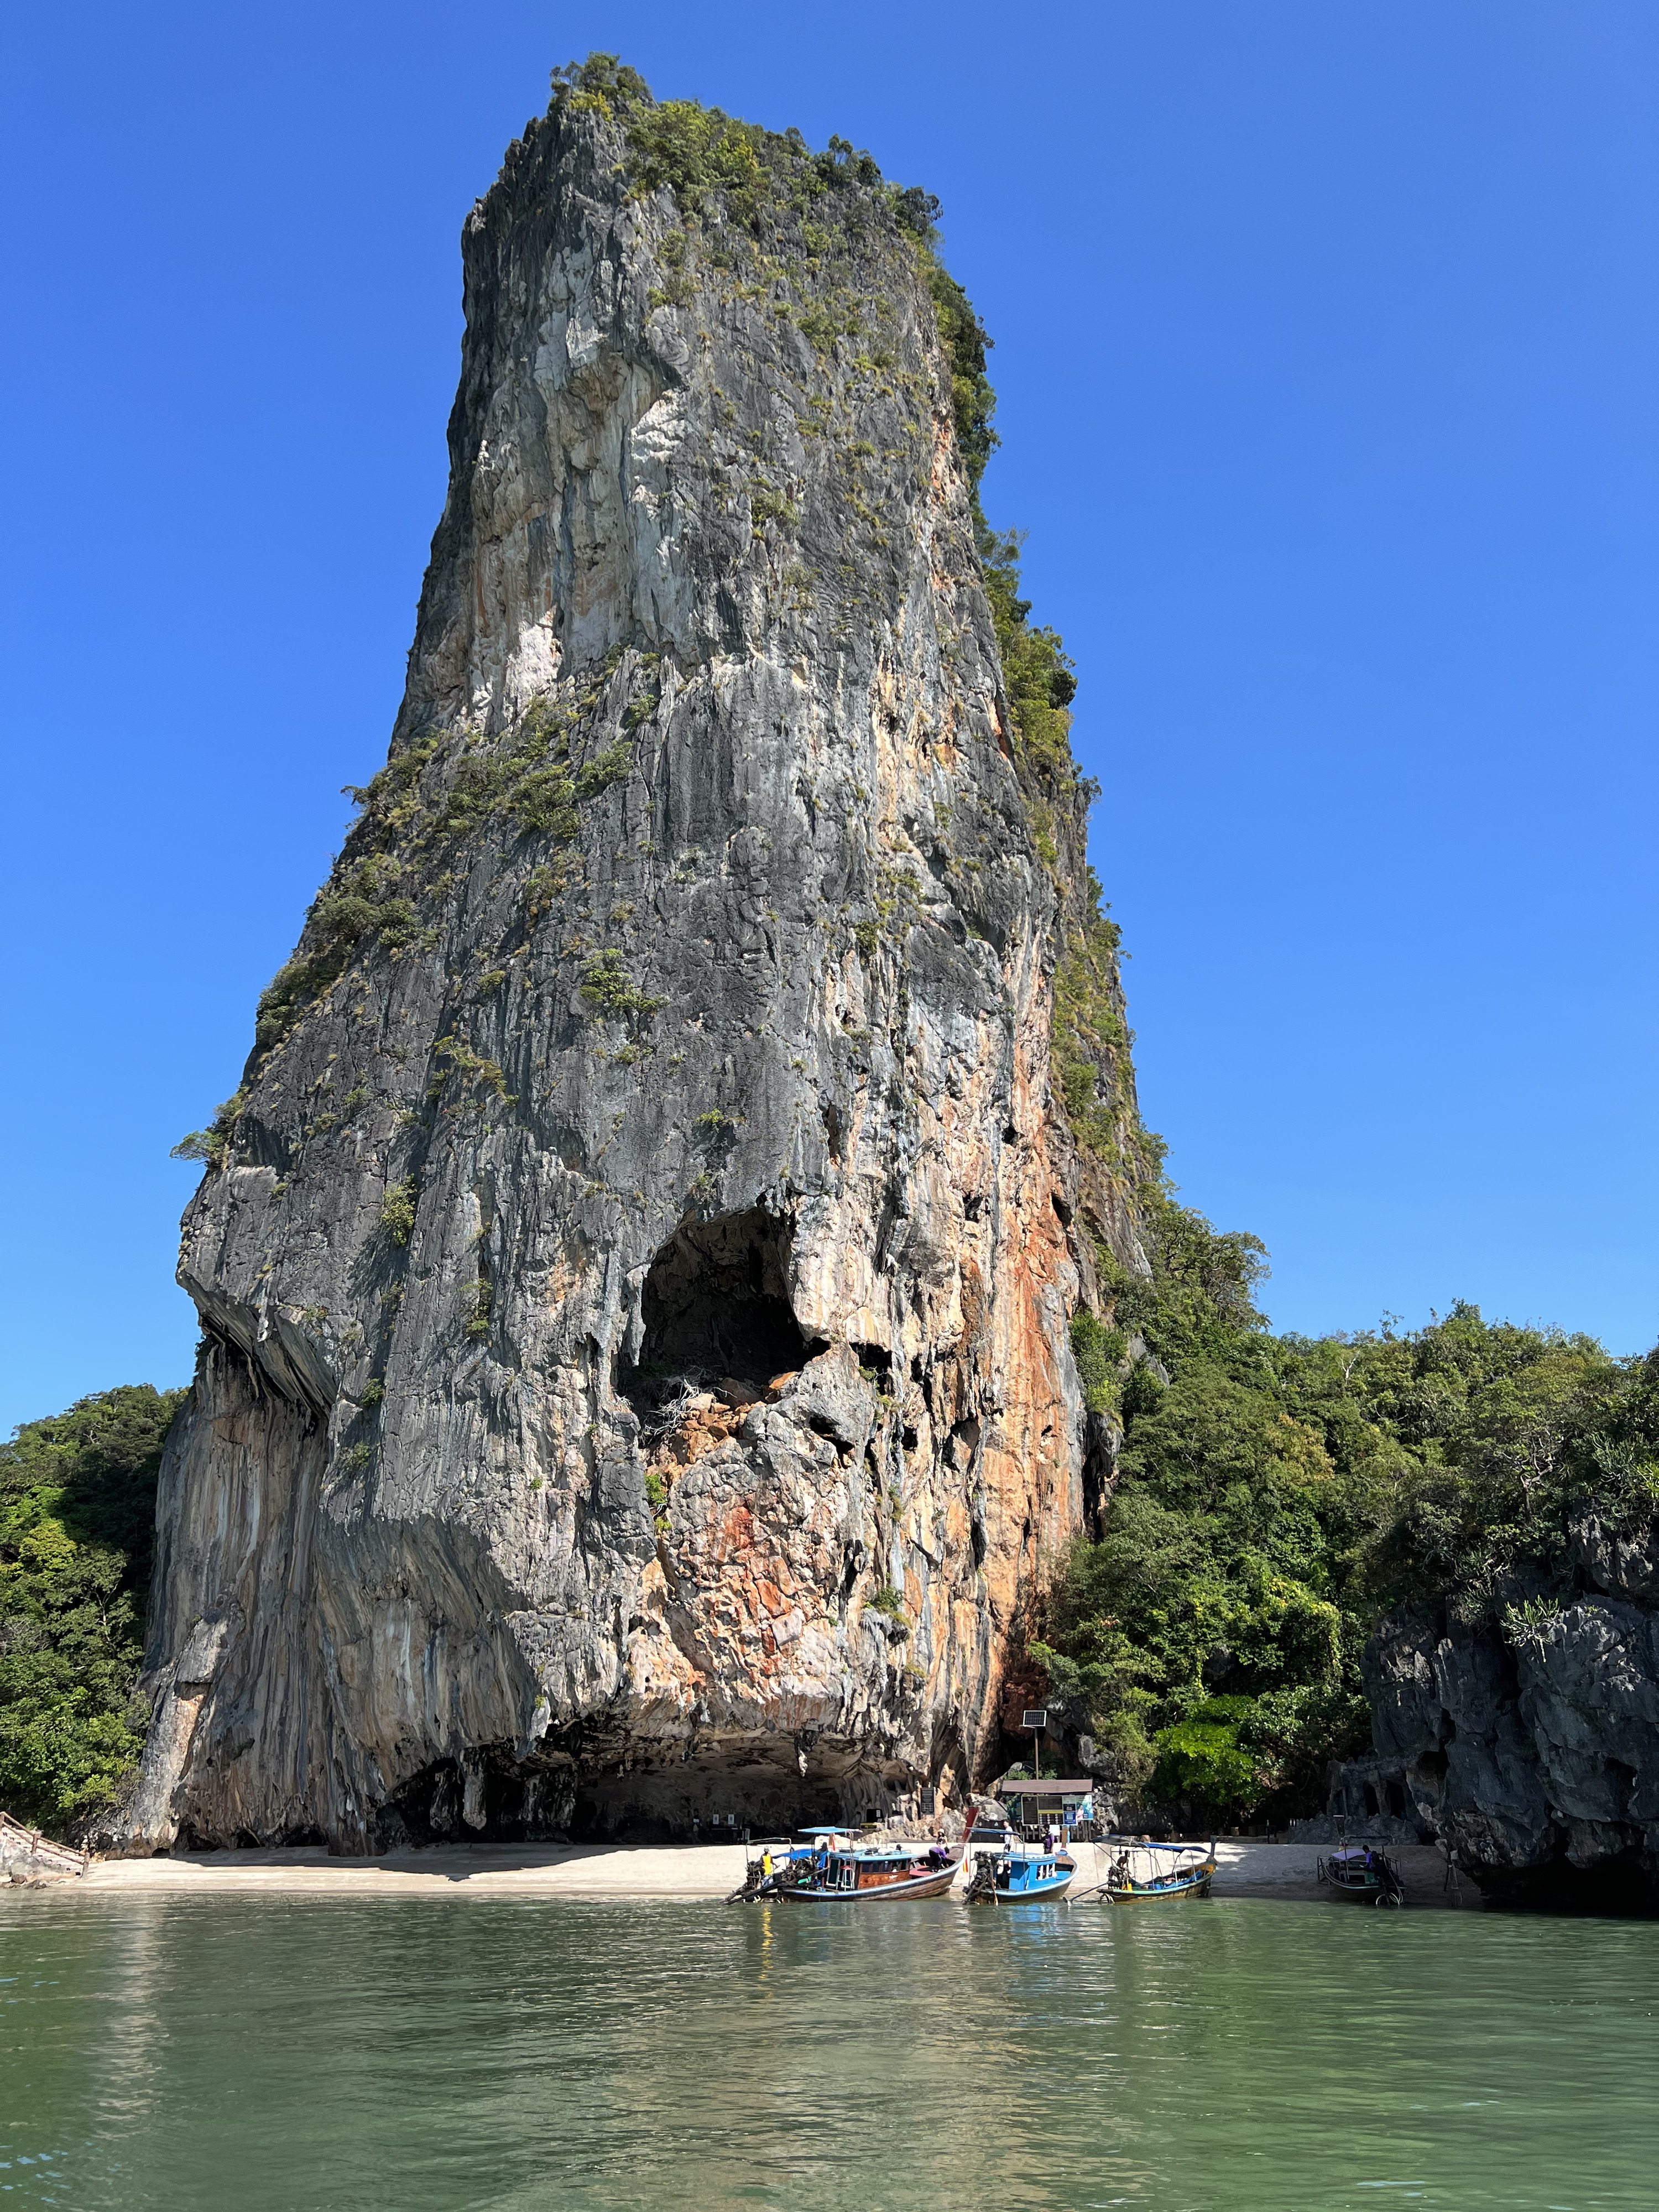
[126,71,1149,1853]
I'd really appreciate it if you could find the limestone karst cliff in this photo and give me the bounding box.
[122,69,1151,1853]
[1365,1519,1659,1903]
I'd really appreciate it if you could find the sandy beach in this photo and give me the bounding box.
[52,1837,1465,1907]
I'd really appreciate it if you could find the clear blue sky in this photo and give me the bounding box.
[2,2,1655,1433]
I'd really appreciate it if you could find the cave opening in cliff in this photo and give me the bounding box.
[622,1206,815,1412]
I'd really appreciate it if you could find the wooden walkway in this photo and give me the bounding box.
[1,1808,90,1882]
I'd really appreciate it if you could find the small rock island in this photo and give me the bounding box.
[5,61,1646,1915]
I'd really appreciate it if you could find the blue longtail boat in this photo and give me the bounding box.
[964,1837,1076,1902]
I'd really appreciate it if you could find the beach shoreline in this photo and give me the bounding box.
[13,1838,1468,1907]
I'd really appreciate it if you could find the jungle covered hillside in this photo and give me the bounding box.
[1039,1199,1658,1828]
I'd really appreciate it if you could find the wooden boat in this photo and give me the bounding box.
[1318,1841,1405,1906]
[964,1839,1075,1903]
[770,1837,959,1902]
[726,1838,801,1903]
[1077,1837,1216,1903]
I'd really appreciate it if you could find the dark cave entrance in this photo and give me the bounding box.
[621,1207,812,1413]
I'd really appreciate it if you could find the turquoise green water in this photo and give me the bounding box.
[0,1892,1652,2210]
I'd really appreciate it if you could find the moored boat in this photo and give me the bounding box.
[771,1836,959,1901]
[1077,1837,1216,1903]
[964,1838,1075,1903]
[1318,1841,1405,1906]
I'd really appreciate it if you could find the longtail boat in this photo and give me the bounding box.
[1318,1841,1405,1906]
[730,1825,961,1902]
[964,1839,1075,1903]
[1076,1837,1216,1903]
[771,1836,959,1901]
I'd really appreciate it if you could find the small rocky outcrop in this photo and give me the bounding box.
[122,85,1147,1853]
[1365,1516,1659,1903]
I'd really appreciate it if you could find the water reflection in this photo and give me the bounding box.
[0,1892,1651,2210]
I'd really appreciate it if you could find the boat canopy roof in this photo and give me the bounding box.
[1101,1835,1211,1853]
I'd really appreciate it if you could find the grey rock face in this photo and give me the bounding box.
[123,98,1145,1851]
[1365,1582,1659,1897]
[1569,1512,1659,1604]
[1289,1751,1434,1844]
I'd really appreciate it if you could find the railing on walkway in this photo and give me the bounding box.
[0,1808,89,1878]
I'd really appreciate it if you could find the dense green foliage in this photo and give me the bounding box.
[921,258,998,495]
[880,98,1135,1175]
[1050,891,1135,1165]
[0,1386,184,1832]
[915,229,1081,799]
[555,53,917,243]
[978,530,1080,789]
[1035,1199,1657,1827]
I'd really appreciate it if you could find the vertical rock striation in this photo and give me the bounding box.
[126,78,1149,1852]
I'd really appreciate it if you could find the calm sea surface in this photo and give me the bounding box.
[0,1889,1652,2210]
